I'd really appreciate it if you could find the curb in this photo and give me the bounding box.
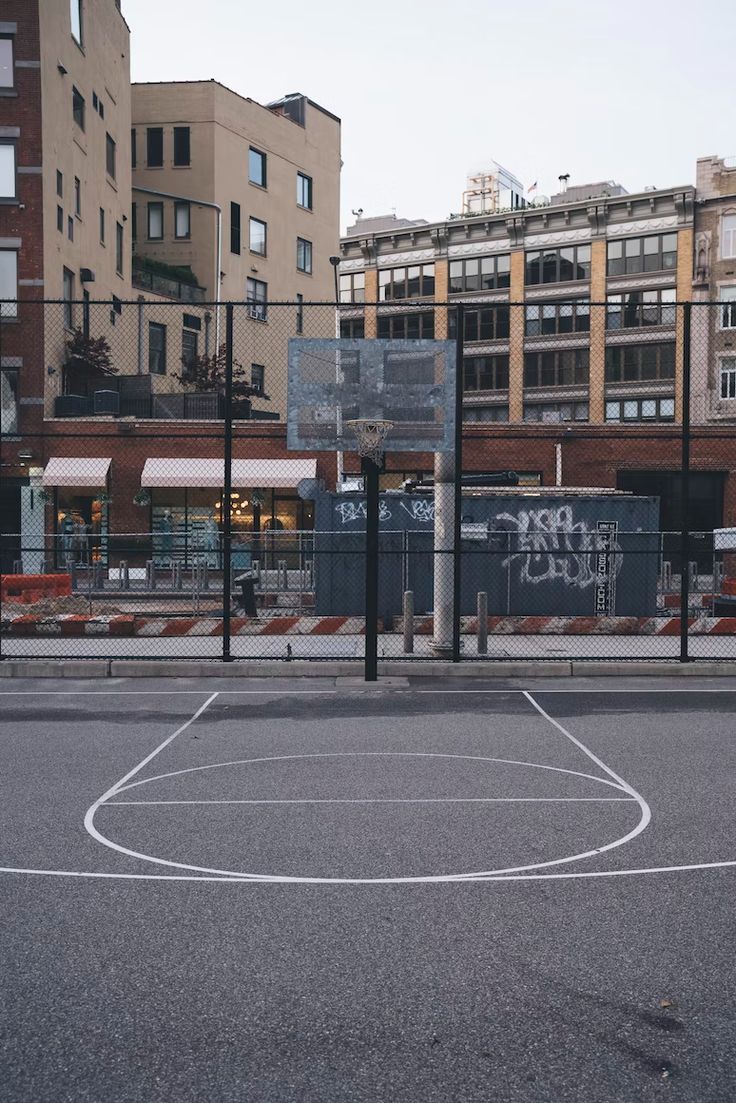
[1,659,736,678]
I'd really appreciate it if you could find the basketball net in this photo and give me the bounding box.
[345,419,394,467]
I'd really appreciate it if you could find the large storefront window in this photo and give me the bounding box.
[151,489,314,568]
[56,492,108,566]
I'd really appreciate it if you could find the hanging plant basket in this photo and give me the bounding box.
[36,488,53,504]
[96,490,112,506]
[133,489,152,507]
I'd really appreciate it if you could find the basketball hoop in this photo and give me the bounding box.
[345,419,394,466]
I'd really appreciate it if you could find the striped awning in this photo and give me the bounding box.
[42,457,111,488]
[140,458,316,489]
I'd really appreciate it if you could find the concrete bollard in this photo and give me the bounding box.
[403,590,414,654]
[93,561,104,590]
[120,560,130,590]
[278,559,287,589]
[252,559,260,583]
[689,560,698,591]
[172,561,182,590]
[662,561,672,591]
[12,559,22,574]
[477,591,488,654]
[146,559,156,590]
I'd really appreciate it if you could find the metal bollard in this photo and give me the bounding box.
[171,561,182,590]
[146,559,156,590]
[689,560,698,591]
[403,590,414,654]
[477,591,488,655]
[252,559,260,583]
[12,559,22,574]
[93,561,104,590]
[278,559,287,590]
[662,561,672,591]
[201,560,209,591]
[120,560,130,590]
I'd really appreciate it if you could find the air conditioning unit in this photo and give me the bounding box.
[248,305,267,321]
[93,389,120,415]
[55,394,90,416]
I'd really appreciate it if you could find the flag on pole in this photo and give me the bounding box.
[527,181,538,195]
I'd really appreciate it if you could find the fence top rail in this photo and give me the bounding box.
[0,298,720,309]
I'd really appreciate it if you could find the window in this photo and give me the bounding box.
[605,342,675,382]
[605,397,675,422]
[0,143,16,199]
[464,406,509,424]
[62,266,75,328]
[296,293,303,335]
[72,86,85,131]
[147,202,163,240]
[0,250,17,317]
[230,202,241,254]
[57,205,63,233]
[0,368,18,434]
[340,317,365,339]
[73,176,81,216]
[148,322,166,375]
[606,289,676,330]
[525,244,591,285]
[523,401,589,423]
[463,355,510,392]
[249,147,266,187]
[378,264,435,301]
[246,277,267,321]
[377,311,434,339]
[449,254,511,293]
[131,203,137,244]
[70,0,83,45]
[173,126,190,167]
[524,348,590,388]
[339,272,365,303]
[449,305,510,341]
[174,201,190,239]
[67,215,74,241]
[56,170,63,198]
[181,329,198,376]
[131,129,136,169]
[297,237,312,274]
[722,215,736,261]
[99,206,105,244]
[96,97,104,119]
[251,363,265,395]
[720,287,736,330]
[607,233,677,276]
[105,133,116,180]
[525,300,590,336]
[721,358,736,399]
[249,217,266,255]
[0,35,14,89]
[115,222,123,275]
[146,127,163,167]
[297,172,312,209]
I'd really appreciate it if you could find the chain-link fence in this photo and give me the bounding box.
[1,299,734,664]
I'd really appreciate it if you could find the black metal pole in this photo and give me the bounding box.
[452,303,465,662]
[679,301,692,663]
[222,303,234,662]
[364,456,379,681]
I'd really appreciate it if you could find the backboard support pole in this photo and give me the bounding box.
[363,456,380,681]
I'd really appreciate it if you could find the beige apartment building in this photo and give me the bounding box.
[692,154,736,423]
[131,81,342,412]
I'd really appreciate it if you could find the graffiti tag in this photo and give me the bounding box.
[496,506,622,590]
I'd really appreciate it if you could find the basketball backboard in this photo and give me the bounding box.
[287,339,456,453]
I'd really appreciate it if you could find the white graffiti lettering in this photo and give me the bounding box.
[399,499,435,523]
[495,506,622,589]
[335,500,393,524]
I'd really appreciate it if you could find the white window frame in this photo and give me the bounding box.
[147,202,163,240]
[0,249,17,317]
[722,213,736,261]
[174,201,190,240]
[0,142,16,199]
[718,285,736,330]
[70,0,83,45]
[720,356,736,400]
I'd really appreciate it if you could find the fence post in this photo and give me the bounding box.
[403,590,414,654]
[222,302,234,662]
[680,301,692,663]
[452,303,465,662]
[477,591,488,654]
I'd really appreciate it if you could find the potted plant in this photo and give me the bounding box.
[174,343,266,415]
[64,329,116,395]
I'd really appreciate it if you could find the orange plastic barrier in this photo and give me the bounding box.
[0,574,72,605]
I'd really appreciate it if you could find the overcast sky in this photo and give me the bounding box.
[122,0,736,232]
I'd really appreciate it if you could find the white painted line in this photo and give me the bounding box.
[86,751,642,884]
[1,857,735,884]
[83,692,218,857]
[0,689,338,696]
[106,796,637,806]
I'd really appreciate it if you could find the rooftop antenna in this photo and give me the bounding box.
[351,207,363,218]
[558,173,570,194]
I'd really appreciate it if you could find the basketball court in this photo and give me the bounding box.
[2,674,735,1100]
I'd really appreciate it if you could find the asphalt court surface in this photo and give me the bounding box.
[2,676,736,1100]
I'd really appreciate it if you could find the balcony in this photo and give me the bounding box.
[131,256,206,303]
[54,380,279,421]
